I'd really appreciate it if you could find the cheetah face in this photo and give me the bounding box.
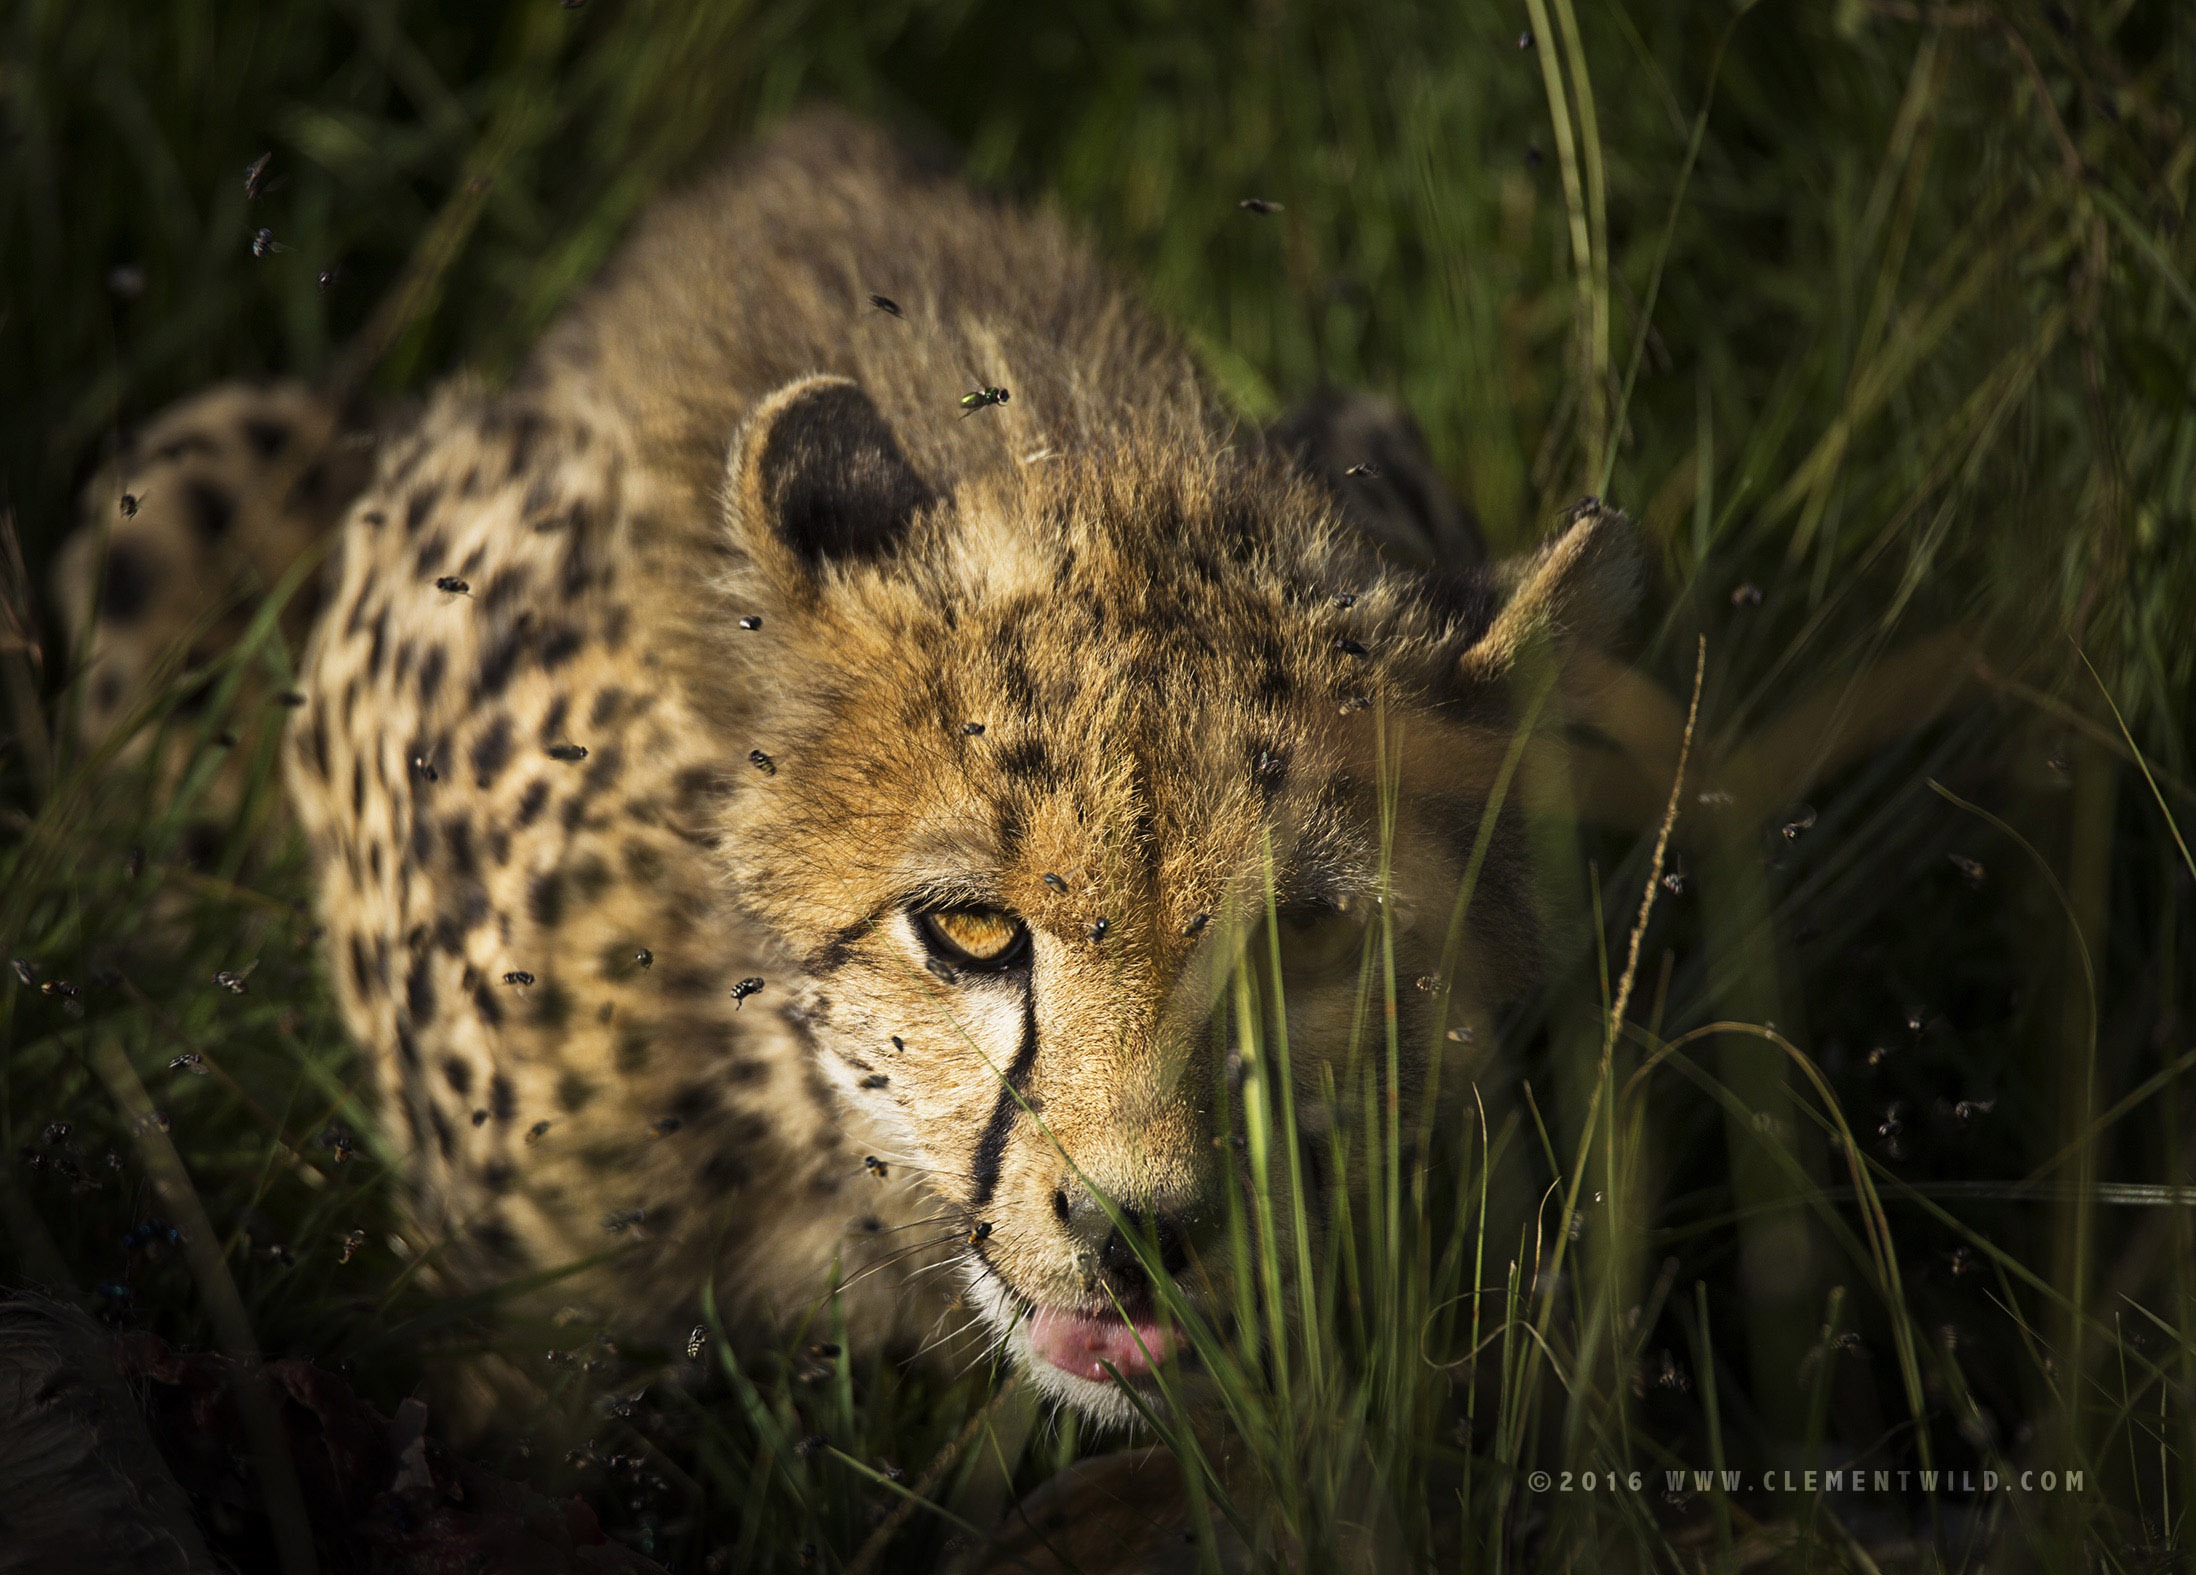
[700,377,1637,1423]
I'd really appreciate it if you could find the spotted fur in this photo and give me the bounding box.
[59,112,1638,1424]
[52,382,374,832]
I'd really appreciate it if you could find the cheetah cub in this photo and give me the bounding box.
[61,112,1636,1425]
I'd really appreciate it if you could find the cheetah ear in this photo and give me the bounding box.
[723,375,935,592]
[1456,504,1643,686]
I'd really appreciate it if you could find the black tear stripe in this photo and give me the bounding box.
[968,991,1040,1211]
[806,914,875,976]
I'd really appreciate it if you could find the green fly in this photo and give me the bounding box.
[959,384,1010,417]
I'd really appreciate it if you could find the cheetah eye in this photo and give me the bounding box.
[915,906,1031,973]
[1270,899,1371,978]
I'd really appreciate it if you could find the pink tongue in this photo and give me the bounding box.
[1027,1306,1173,1383]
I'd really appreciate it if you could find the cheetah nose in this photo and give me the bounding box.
[1056,1186,1194,1292]
[1098,1208,1191,1284]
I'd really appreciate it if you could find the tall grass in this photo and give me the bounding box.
[4,1,2194,1569]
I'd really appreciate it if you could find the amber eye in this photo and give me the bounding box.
[1271,900,1371,977]
[915,906,1031,972]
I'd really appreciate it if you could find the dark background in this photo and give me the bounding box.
[3,2,2192,1569]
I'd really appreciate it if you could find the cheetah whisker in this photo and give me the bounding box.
[854,1149,981,1184]
[950,1321,1019,1386]
[868,1212,962,1237]
[908,1310,985,1366]
[835,1232,963,1296]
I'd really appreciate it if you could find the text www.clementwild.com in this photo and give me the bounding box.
[1529,1469,2088,1494]
[1670,1468,2084,1494]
